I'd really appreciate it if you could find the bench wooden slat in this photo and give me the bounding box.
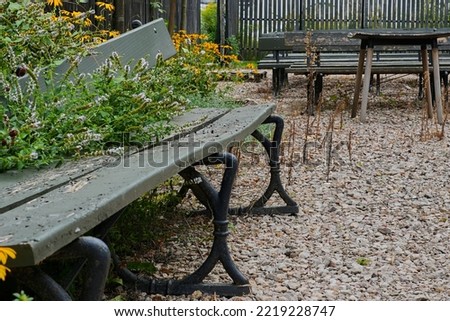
[258,32,292,51]
[0,104,275,267]
[285,30,362,52]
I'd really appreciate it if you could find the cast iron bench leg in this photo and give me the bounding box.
[230,115,298,215]
[14,236,110,300]
[112,152,250,296]
[247,115,298,215]
[14,267,72,301]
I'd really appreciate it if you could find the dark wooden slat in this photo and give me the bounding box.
[285,30,362,51]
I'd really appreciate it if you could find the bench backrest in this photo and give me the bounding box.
[285,31,361,52]
[258,32,291,52]
[16,18,176,91]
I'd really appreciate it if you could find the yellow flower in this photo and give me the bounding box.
[84,18,93,27]
[108,30,120,38]
[60,10,72,16]
[0,247,16,265]
[72,11,83,19]
[0,265,11,281]
[0,247,15,281]
[96,2,115,12]
[78,35,92,43]
[94,15,106,22]
[47,0,63,7]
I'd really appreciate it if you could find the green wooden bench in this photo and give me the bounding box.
[0,19,298,300]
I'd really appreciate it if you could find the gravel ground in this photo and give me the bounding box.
[112,72,449,301]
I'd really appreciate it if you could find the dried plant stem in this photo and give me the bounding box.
[348,130,353,163]
[287,119,297,184]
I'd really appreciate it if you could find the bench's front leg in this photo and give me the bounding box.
[14,236,110,301]
[112,152,249,296]
[175,152,250,296]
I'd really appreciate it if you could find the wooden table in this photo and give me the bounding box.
[349,29,450,123]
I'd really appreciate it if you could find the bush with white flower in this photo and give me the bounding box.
[0,2,232,172]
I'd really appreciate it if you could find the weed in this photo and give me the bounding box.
[356,257,371,266]
[13,290,34,301]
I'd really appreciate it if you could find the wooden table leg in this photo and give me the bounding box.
[359,44,374,122]
[351,46,367,118]
[421,45,433,119]
[431,41,444,124]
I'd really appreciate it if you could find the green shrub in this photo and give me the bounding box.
[201,2,217,42]
[0,0,111,75]
[0,4,232,173]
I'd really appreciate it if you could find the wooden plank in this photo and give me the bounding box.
[0,104,275,267]
[261,0,266,35]
[359,46,374,122]
[285,30,362,51]
[299,0,305,30]
[288,64,431,74]
[350,29,450,40]
[431,45,444,123]
[258,32,290,51]
[241,0,248,57]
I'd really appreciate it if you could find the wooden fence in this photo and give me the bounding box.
[238,0,450,59]
[61,0,450,60]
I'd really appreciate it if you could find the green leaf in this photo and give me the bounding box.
[8,3,23,11]
[127,261,157,274]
